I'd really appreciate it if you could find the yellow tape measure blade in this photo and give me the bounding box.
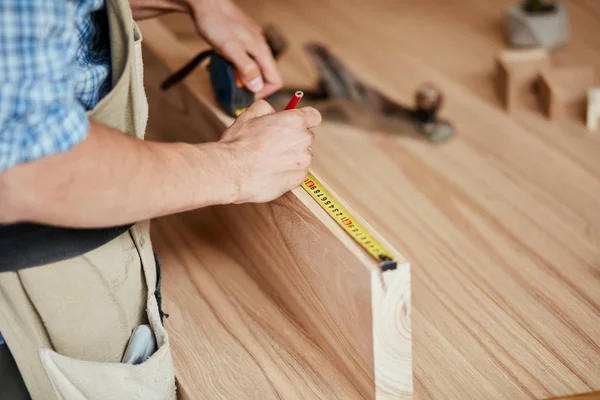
[301,172,396,271]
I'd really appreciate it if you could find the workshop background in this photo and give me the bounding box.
[141,0,600,399]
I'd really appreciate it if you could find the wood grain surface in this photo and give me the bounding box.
[141,21,412,399]
[547,392,600,400]
[151,209,374,400]
[219,1,600,399]
[143,0,600,398]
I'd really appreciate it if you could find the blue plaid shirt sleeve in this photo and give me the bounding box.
[0,1,91,173]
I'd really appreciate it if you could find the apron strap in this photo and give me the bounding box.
[0,223,132,271]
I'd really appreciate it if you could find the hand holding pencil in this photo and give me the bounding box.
[218,91,321,204]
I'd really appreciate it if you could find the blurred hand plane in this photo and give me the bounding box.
[266,25,454,142]
[163,25,454,142]
[270,42,453,142]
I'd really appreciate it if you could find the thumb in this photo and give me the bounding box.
[236,99,276,122]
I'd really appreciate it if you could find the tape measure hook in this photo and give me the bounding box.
[379,255,397,272]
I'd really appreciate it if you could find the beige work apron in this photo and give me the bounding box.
[0,0,176,398]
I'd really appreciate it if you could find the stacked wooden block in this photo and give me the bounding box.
[495,48,550,112]
[496,48,598,129]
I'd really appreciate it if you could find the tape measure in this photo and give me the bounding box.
[301,172,397,271]
[235,93,397,272]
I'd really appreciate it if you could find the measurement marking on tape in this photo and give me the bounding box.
[301,172,397,271]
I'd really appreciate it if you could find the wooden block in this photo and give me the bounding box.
[495,48,550,111]
[587,88,600,131]
[538,66,596,120]
[140,19,412,399]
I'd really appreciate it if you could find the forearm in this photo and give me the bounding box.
[128,0,191,20]
[0,121,238,227]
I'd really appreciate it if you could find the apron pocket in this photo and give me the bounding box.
[39,294,176,400]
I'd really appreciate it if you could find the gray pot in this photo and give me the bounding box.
[505,2,570,49]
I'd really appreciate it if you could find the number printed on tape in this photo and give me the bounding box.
[301,173,394,263]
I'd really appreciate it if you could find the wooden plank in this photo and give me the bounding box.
[151,211,369,400]
[140,19,412,399]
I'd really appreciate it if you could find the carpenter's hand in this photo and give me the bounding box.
[189,0,283,98]
[220,100,321,203]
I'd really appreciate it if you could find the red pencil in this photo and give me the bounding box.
[284,91,304,110]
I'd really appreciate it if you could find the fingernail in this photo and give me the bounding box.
[248,77,264,92]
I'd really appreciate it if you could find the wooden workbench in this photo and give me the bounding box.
[146,0,600,398]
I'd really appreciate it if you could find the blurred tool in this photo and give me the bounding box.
[268,43,454,142]
[161,50,254,117]
[162,26,453,142]
[121,324,156,365]
[161,25,289,117]
[414,82,447,138]
[415,82,443,124]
